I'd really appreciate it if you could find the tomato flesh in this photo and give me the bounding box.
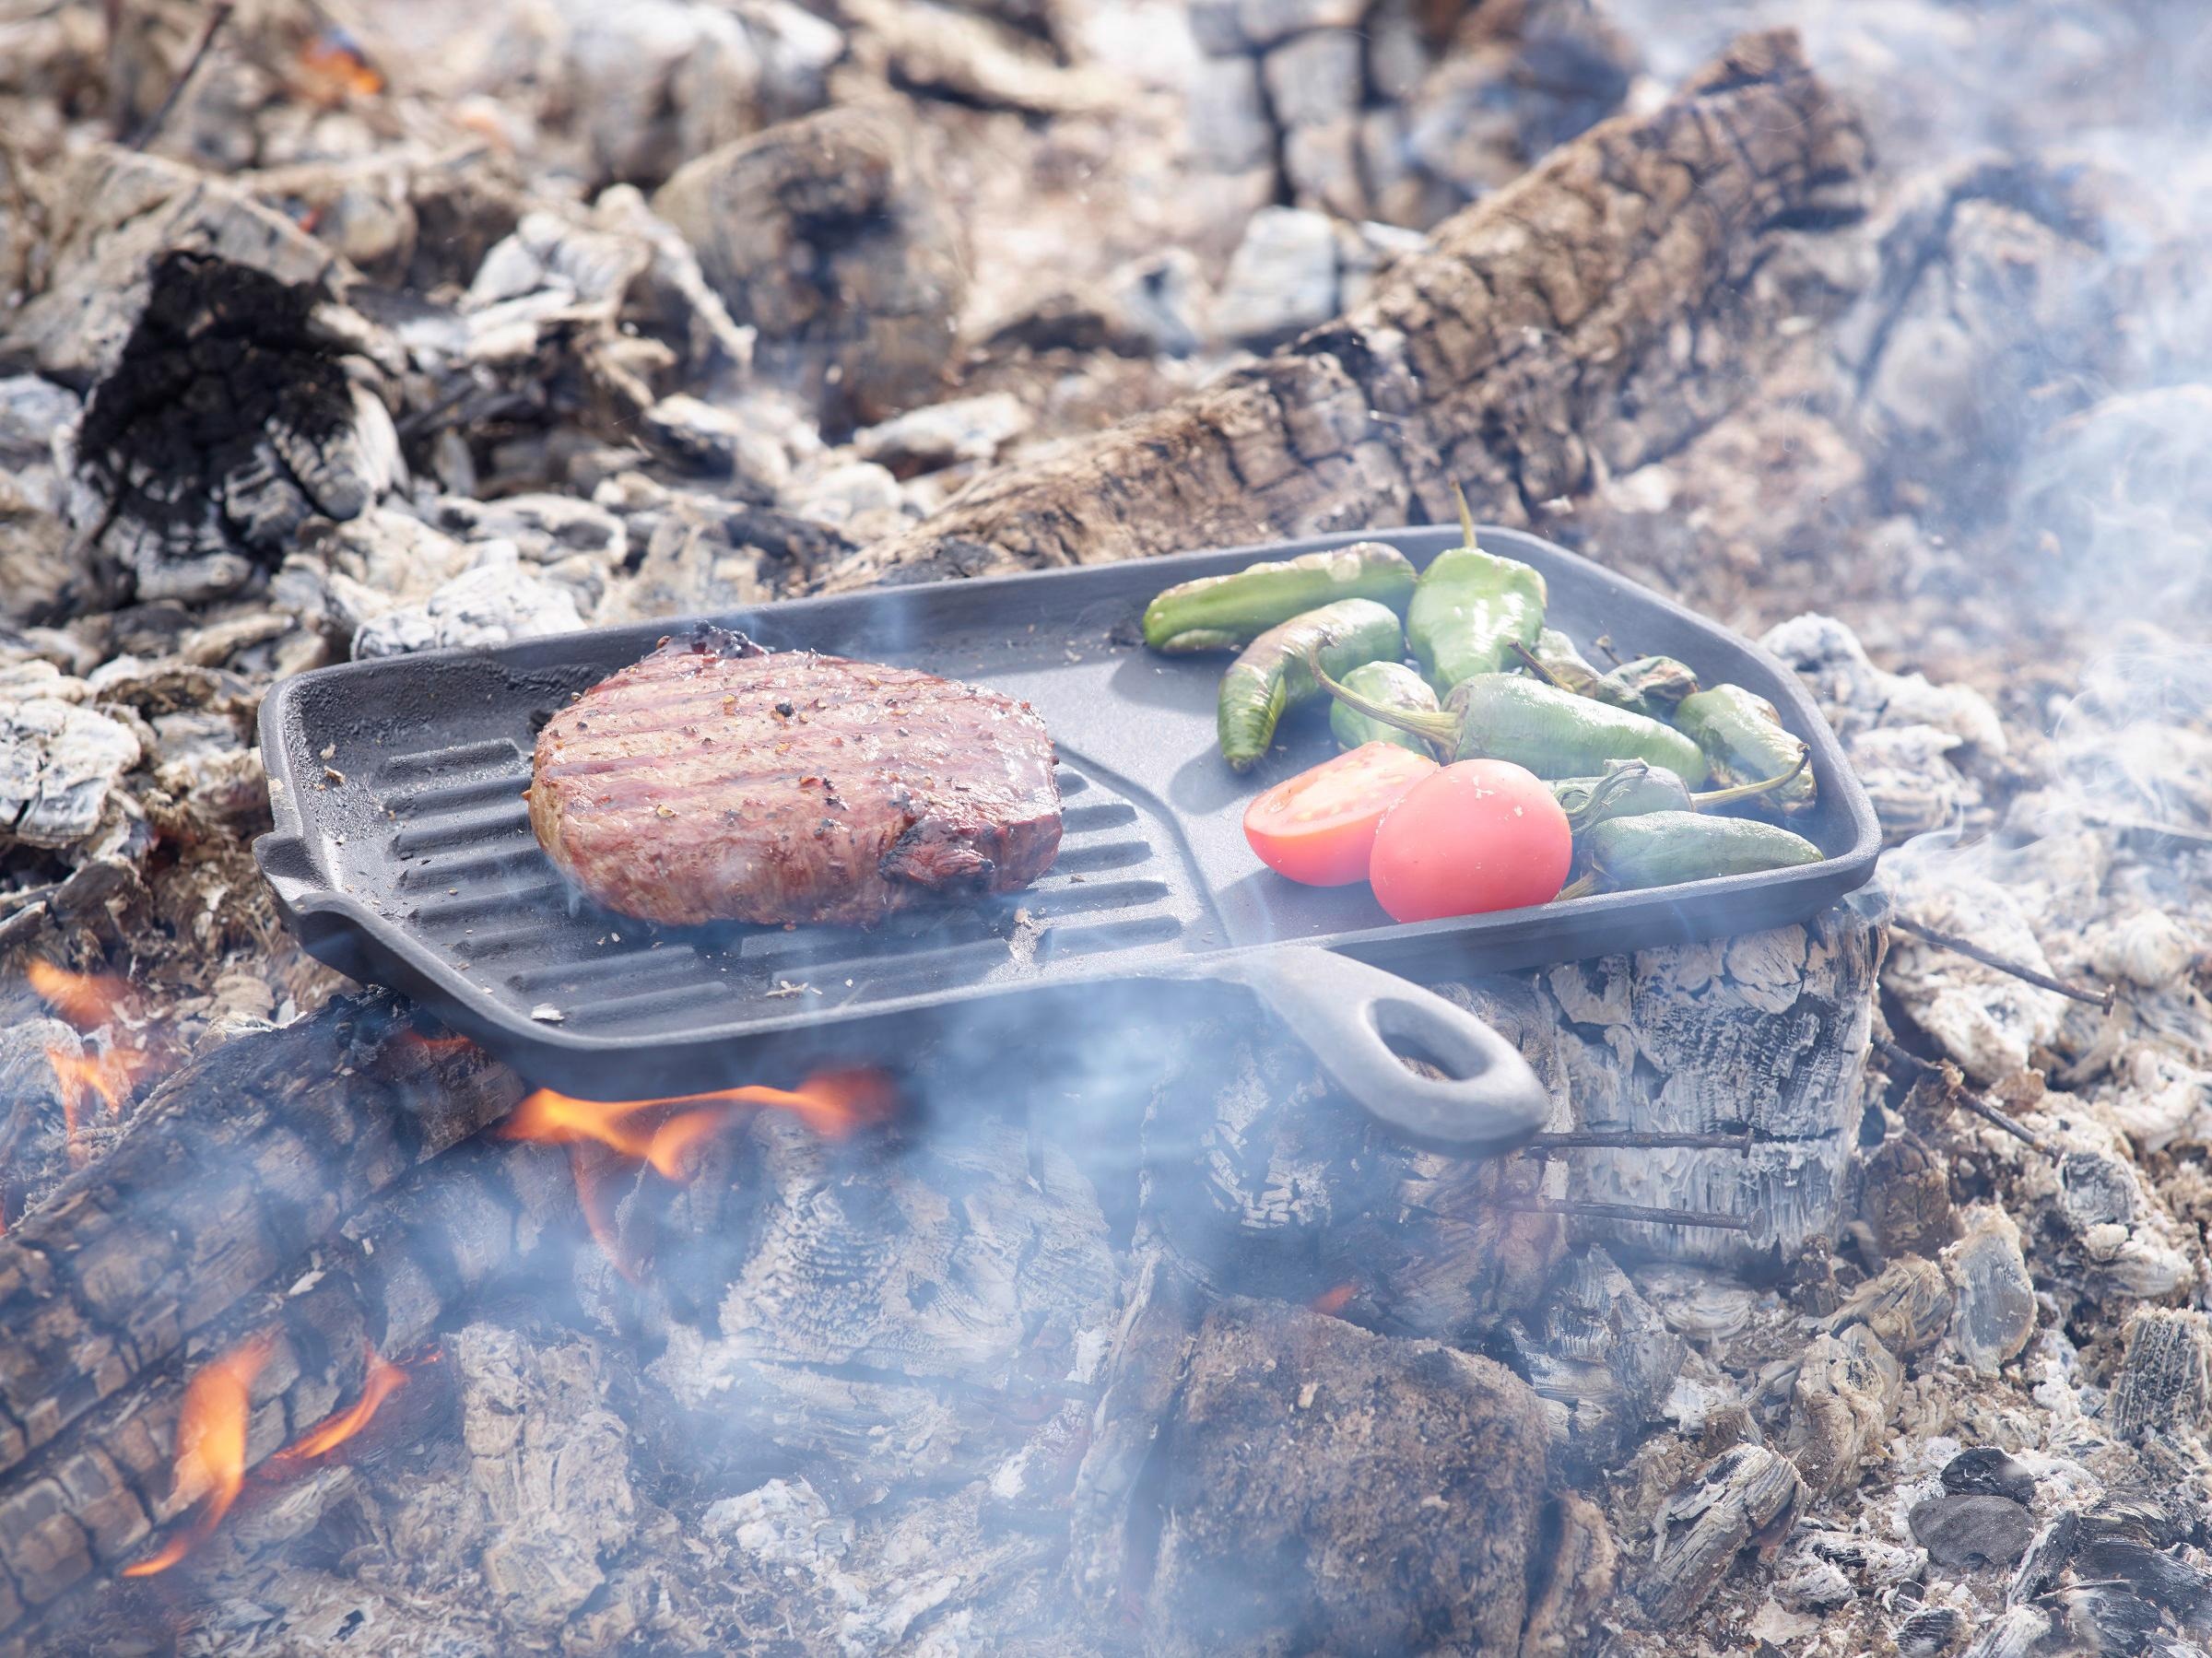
[1369,759,1571,922]
[1243,743,1440,887]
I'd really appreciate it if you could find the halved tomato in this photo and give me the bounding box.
[1242,743,1440,887]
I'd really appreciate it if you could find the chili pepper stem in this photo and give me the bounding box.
[1510,639,1571,689]
[1305,651,1458,745]
[1556,872,1599,901]
[1452,480,1479,550]
[1691,748,1810,808]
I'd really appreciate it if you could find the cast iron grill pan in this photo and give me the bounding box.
[256,526,1881,1150]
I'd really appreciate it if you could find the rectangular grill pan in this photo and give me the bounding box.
[254,524,1880,1143]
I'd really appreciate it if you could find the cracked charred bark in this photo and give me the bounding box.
[822,29,1868,592]
[0,994,521,1542]
[0,1135,566,1632]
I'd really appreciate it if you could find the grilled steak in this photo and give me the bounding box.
[526,628,1062,926]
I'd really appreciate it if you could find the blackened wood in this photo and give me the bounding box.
[0,1135,566,1628]
[0,995,523,1505]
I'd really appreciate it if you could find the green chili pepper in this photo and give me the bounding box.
[1406,486,1547,692]
[1317,665,1708,784]
[1329,661,1439,757]
[1675,685,1817,815]
[1520,629,1601,695]
[1551,754,1815,834]
[1218,598,1403,771]
[1587,656,1700,721]
[1558,811,1823,899]
[1145,542,1416,653]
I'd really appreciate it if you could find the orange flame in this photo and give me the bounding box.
[501,1069,895,1178]
[1310,1284,1356,1317]
[123,1334,276,1578]
[501,1070,894,1272]
[26,959,134,1031]
[44,1046,165,1166]
[268,1348,409,1468]
[298,33,383,100]
[397,1029,476,1058]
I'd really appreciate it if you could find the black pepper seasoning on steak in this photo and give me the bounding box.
[525,628,1061,927]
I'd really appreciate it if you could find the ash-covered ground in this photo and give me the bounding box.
[1,1,2211,1654]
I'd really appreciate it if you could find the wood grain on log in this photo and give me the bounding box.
[822,29,1867,592]
[0,996,521,1503]
[1545,907,1882,1268]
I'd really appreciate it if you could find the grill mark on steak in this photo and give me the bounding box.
[526,627,1062,927]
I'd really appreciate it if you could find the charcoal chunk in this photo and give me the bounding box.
[1895,1606,1963,1656]
[1910,1492,2036,1570]
[72,253,396,604]
[2072,1538,2212,1633]
[1943,1448,2037,1506]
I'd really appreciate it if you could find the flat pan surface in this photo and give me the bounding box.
[256,526,1880,1093]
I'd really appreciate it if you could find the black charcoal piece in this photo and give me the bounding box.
[1941,1447,2036,1506]
[1909,1492,2036,1570]
[1894,1606,1962,1656]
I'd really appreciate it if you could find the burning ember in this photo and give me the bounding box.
[26,958,171,1166]
[44,1047,160,1167]
[124,1335,277,1579]
[296,29,383,101]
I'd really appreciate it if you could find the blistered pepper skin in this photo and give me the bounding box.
[1145,543,1416,653]
[1572,810,1822,893]
[1217,598,1404,771]
[1588,655,1700,721]
[1443,676,1708,783]
[1676,685,1818,815]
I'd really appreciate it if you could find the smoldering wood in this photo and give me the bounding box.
[1546,906,1882,1267]
[1502,1245,1688,1472]
[0,1133,568,1632]
[822,29,1867,592]
[0,994,521,1506]
[1637,1441,1806,1629]
[1067,1278,1568,1656]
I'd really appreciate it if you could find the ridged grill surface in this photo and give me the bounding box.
[364,741,1206,1038]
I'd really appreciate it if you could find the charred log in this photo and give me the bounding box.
[824,29,1868,591]
[0,1134,565,1632]
[69,251,399,606]
[0,997,520,1503]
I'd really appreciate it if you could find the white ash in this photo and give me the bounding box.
[349,540,586,659]
[700,1477,853,1569]
[0,373,78,515]
[640,394,795,495]
[1206,205,1342,347]
[853,392,1032,476]
[788,460,909,531]
[1881,865,2067,1082]
[0,693,142,850]
[588,184,758,387]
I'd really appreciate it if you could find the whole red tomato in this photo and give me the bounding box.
[1369,759,1571,922]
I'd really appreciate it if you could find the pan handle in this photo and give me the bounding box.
[1202,947,1553,1155]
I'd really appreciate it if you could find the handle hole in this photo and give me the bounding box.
[1371,998,1486,1083]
